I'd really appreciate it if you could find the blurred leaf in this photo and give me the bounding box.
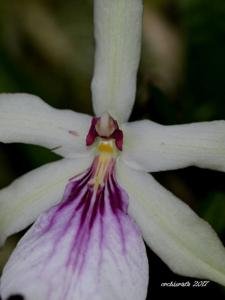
[0,235,18,274]
[16,144,60,169]
[200,192,225,234]
[181,0,225,121]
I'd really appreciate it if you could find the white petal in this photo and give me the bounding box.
[92,0,143,123]
[0,93,92,158]
[1,161,148,300]
[0,156,93,246]
[121,120,225,172]
[117,161,225,286]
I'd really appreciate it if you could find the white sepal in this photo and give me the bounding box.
[117,161,225,286]
[0,93,91,158]
[121,120,225,172]
[92,0,143,123]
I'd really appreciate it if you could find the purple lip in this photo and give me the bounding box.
[42,156,129,269]
[1,154,148,300]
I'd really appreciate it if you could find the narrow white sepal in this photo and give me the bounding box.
[117,161,225,286]
[92,0,143,122]
[121,120,225,172]
[0,93,91,158]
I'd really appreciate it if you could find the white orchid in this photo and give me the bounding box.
[0,0,225,299]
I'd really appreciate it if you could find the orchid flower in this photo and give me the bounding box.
[0,0,225,299]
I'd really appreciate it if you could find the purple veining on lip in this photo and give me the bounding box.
[42,156,128,271]
[1,156,147,300]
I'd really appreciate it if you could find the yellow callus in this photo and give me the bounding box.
[90,140,117,191]
[97,140,115,154]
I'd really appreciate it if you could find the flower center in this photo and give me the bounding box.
[86,113,123,151]
[91,152,114,191]
[86,140,115,191]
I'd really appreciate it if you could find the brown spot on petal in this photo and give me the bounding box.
[51,145,62,151]
[68,130,79,137]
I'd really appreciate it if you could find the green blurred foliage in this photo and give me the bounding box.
[181,0,225,121]
[200,192,225,235]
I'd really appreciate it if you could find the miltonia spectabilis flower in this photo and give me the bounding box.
[1,1,225,299]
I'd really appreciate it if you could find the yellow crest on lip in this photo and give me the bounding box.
[98,141,114,154]
[91,141,116,191]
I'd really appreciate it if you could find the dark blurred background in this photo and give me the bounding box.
[0,0,225,299]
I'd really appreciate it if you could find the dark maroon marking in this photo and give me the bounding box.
[68,130,79,137]
[107,176,124,213]
[99,188,105,215]
[50,145,62,151]
[43,169,95,233]
[89,190,102,229]
[79,190,92,227]
[106,173,128,253]
[111,174,128,212]
[74,189,91,212]
[86,118,98,146]
[111,128,123,151]
[86,116,123,151]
